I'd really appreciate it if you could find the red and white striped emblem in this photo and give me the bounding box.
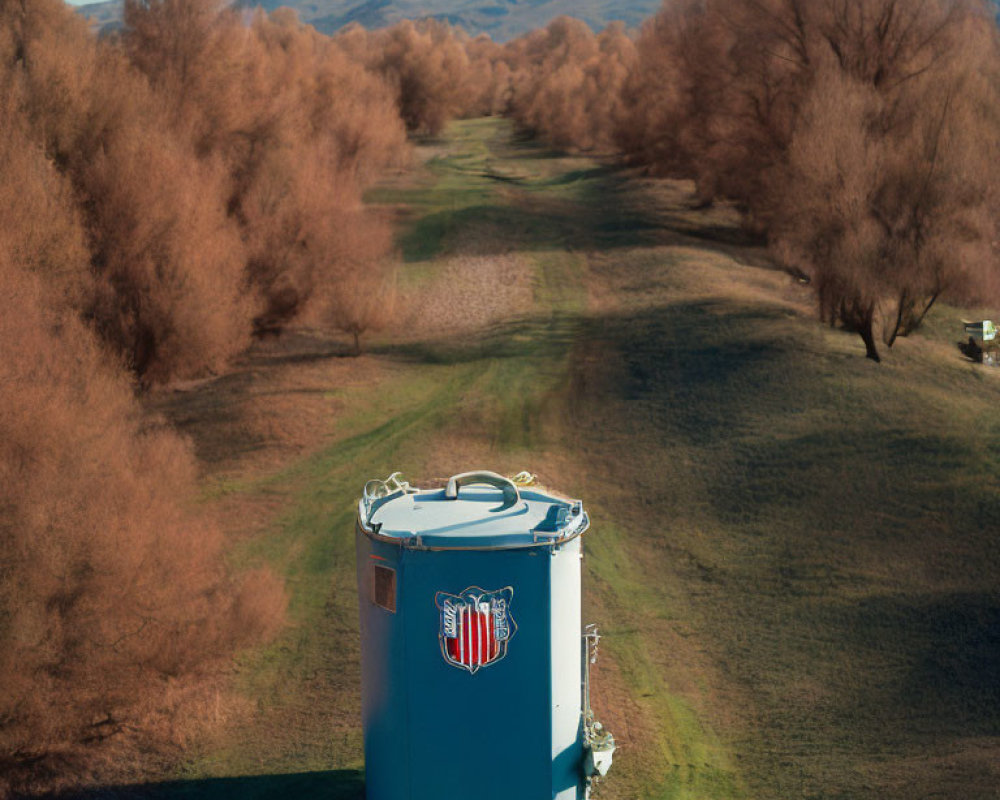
[435,586,515,674]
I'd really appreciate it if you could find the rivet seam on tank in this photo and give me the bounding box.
[435,586,517,674]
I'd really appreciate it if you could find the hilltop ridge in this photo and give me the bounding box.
[73,0,663,39]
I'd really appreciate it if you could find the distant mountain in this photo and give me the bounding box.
[74,0,125,31]
[72,0,663,40]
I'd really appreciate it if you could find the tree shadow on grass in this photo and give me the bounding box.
[396,162,768,264]
[53,769,364,800]
[498,130,569,159]
[845,592,1000,739]
[565,298,798,440]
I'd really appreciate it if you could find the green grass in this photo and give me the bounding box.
[561,257,1000,798]
[129,117,999,800]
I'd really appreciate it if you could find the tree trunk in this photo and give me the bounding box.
[351,329,361,357]
[888,290,939,346]
[885,290,907,347]
[908,291,939,332]
[859,316,881,362]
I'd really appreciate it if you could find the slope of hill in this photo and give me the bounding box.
[72,0,662,39]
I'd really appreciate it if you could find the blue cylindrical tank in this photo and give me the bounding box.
[355,471,613,800]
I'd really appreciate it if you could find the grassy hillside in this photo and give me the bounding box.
[81,117,1000,800]
[73,0,661,39]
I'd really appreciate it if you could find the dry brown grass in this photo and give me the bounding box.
[397,252,535,338]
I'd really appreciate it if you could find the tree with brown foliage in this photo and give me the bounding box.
[463,32,511,117]
[771,1,1000,360]
[82,123,251,382]
[0,0,506,790]
[0,250,285,796]
[0,4,294,790]
[773,51,1000,359]
[504,17,637,153]
[617,0,1000,359]
[335,19,474,136]
[617,0,809,217]
[0,90,90,310]
[4,0,439,381]
[320,211,398,356]
[236,137,394,334]
[125,2,407,342]
[3,0,253,383]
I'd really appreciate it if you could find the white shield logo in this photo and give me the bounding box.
[435,586,516,674]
